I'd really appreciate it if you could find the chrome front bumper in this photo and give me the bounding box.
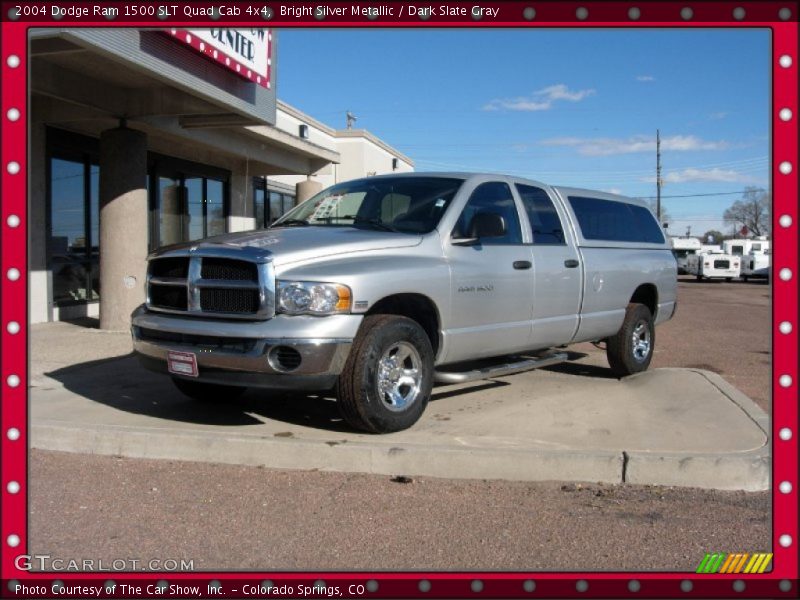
[131,305,362,390]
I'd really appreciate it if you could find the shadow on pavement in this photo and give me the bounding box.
[43,353,514,433]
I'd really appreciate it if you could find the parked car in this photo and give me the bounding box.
[132,173,678,433]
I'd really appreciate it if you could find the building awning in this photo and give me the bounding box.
[30,29,338,175]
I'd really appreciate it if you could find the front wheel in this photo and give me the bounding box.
[337,315,434,433]
[606,303,655,377]
[171,377,247,402]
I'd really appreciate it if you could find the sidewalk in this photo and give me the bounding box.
[30,320,770,490]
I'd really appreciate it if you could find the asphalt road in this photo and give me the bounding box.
[30,450,770,572]
[27,277,772,571]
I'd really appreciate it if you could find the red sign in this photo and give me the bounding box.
[167,28,272,88]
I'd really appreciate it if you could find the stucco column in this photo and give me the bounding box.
[296,176,323,205]
[99,126,148,330]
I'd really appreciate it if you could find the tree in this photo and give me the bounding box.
[702,230,725,244]
[723,187,770,237]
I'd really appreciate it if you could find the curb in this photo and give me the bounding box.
[622,369,770,491]
[31,422,625,485]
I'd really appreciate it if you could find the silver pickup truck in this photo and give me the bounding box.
[132,173,677,433]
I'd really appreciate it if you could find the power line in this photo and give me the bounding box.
[639,189,763,199]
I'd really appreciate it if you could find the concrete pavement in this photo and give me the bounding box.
[30,321,770,491]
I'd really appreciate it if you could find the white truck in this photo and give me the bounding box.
[670,237,702,274]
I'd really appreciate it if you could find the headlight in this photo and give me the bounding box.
[277,281,352,315]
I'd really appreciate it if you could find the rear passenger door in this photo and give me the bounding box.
[515,184,582,347]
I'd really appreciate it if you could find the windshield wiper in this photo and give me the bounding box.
[270,218,309,228]
[352,217,399,232]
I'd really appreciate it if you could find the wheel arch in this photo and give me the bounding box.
[365,293,442,357]
[630,283,658,318]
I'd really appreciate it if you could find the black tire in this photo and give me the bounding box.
[743,275,749,282]
[606,303,655,377]
[171,377,247,402]
[337,315,434,433]
[696,274,702,281]
[725,277,733,282]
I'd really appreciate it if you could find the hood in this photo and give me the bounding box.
[153,227,423,266]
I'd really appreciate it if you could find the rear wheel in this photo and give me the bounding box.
[337,315,434,433]
[171,377,247,402]
[606,303,655,377]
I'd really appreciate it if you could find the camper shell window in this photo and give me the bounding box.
[568,196,665,244]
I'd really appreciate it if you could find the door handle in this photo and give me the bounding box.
[513,261,532,270]
[564,259,580,268]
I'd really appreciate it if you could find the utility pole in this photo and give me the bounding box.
[656,129,662,222]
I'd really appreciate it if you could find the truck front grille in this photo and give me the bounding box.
[135,327,258,353]
[200,288,261,313]
[149,257,189,279]
[146,250,274,320]
[714,260,731,269]
[201,258,258,281]
[149,285,188,312]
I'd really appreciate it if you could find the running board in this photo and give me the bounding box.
[434,352,569,384]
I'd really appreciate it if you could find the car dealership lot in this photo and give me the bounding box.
[28,276,771,569]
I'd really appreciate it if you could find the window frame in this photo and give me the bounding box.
[452,180,525,246]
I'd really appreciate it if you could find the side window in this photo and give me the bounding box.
[515,184,566,245]
[453,182,522,245]
[568,196,665,243]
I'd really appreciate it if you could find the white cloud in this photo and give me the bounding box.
[710,111,729,120]
[636,75,656,82]
[642,167,760,184]
[540,134,728,156]
[483,84,595,112]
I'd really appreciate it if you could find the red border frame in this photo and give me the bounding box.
[1,2,797,598]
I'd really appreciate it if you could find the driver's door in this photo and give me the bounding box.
[444,181,534,362]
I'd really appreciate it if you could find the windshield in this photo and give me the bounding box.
[271,177,464,234]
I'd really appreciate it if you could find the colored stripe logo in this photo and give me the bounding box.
[696,552,772,574]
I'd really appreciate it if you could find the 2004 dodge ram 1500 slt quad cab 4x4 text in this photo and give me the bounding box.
[132,172,678,433]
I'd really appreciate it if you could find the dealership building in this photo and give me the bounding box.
[29,28,413,327]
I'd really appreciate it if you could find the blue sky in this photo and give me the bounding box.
[276,28,770,237]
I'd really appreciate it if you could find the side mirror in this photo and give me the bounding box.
[469,212,506,239]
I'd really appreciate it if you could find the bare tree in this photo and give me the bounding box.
[723,187,770,236]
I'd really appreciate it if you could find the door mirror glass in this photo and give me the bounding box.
[469,212,506,238]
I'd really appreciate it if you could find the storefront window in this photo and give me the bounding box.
[149,156,229,249]
[207,179,225,237]
[49,156,100,305]
[253,178,295,227]
[158,175,182,247]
